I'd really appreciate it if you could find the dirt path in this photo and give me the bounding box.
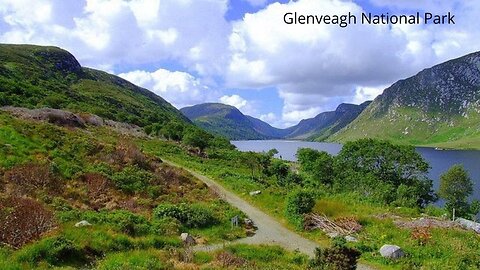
[164,160,374,269]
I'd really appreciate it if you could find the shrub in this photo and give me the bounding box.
[285,190,315,216]
[151,217,181,236]
[285,190,315,228]
[0,197,56,248]
[4,163,61,195]
[96,250,165,270]
[309,245,361,270]
[81,172,111,198]
[215,251,248,268]
[153,203,218,228]
[16,236,83,265]
[111,166,153,194]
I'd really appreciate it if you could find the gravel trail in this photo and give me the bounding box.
[164,160,374,270]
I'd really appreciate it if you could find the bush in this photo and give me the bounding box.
[16,236,83,266]
[96,250,165,270]
[151,217,181,236]
[153,203,218,228]
[309,245,361,270]
[285,190,315,228]
[0,197,56,248]
[111,166,153,194]
[4,163,61,195]
[286,190,315,216]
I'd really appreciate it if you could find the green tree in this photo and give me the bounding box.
[335,139,436,207]
[285,189,315,217]
[161,121,185,141]
[271,160,290,186]
[297,148,334,185]
[439,165,476,219]
[182,128,213,153]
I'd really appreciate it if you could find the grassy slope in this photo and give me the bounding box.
[141,140,480,270]
[0,44,188,127]
[0,112,255,269]
[331,105,480,150]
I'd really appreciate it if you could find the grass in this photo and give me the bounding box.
[141,139,480,270]
[331,106,480,150]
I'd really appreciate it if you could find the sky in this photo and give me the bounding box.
[0,0,479,128]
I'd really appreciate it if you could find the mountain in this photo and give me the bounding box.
[180,103,285,140]
[331,51,480,149]
[181,102,370,141]
[0,44,189,128]
[285,101,371,140]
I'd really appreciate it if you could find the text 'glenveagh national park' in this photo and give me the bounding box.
[284,12,455,28]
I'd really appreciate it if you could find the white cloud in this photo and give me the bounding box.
[118,69,218,109]
[219,95,248,109]
[0,0,231,75]
[352,85,389,105]
[226,0,480,125]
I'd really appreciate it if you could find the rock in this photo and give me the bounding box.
[327,232,340,238]
[456,218,480,233]
[249,190,261,196]
[345,236,358,242]
[75,220,92,227]
[180,233,196,245]
[379,245,405,259]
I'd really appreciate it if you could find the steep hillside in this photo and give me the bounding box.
[181,103,284,140]
[0,44,189,128]
[285,102,371,140]
[331,51,480,149]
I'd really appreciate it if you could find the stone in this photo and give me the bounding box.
[345,235,358,242]
[379,245,405,259]
[327,232,340,238]
[180,233,196,245]
[249,190,261,196]
[456,218,480,233]
[75,220,92,227]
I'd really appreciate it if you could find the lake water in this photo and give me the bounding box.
[232,140,480,202]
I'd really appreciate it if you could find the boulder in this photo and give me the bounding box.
[249,190,261,196]
[345,235,358,242]
[326,232,340,238]
[75,220,92,227]
[379,245,405,259]
[180,233,196,245]
[456,218,480,233]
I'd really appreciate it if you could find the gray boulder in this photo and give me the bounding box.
[180,233,196,245]
[456,218,480,233]
[75,220,92,227]
[249,190,261,196]
[379,245,405,259]
[345,235,358,242]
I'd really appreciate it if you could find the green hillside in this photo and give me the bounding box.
[0,44,189,128]
[181,103,280,140]
[331,51,480,149]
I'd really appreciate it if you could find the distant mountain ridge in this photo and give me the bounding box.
[330,51,480,149]
[181,102,370,141]
[180,103,284,140]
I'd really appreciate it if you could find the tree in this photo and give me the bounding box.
[161,121,185,141]
[297,148,334,185]
[271,160,290,186]
[439,165,477,219]
[285,189,315,217]
[335,139,436,207]
[182,128,213,153]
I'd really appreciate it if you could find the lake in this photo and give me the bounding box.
[232,140,480,202]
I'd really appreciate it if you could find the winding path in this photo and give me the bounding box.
[164,160,373,269]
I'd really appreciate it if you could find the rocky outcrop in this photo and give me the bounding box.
[1,106,146,137]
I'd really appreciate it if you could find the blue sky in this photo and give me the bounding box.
[0,0,478,127]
